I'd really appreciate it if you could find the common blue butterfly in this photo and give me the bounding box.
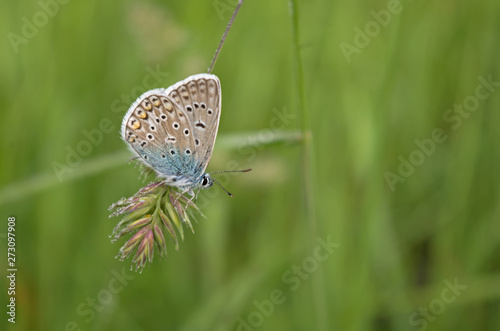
[109,0,248,272]
[121,74,223,198]
[121,0,248,201]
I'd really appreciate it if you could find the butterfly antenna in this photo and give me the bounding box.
[208,0,244,74]
[212,178,233,198]
[210,169,252,197]
[210,169,252,175]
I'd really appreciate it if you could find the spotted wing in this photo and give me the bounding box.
[121,88,197,183]
[165,74,221,175]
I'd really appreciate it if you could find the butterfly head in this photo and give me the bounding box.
[199,173,214,189]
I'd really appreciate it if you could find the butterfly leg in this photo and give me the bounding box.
[174,187,191,205]
[182,189,199,214]
[194,188,202,204]
[173,188,197,217]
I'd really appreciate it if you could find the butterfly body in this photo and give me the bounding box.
[121,74,221,195]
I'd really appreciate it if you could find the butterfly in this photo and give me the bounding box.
[121,73,224,199]
[121,1,248,200]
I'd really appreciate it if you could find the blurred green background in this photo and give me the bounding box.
[1,0,500,330]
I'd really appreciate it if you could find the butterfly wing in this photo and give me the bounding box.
[165,74,221,175]
[121,88,198,185]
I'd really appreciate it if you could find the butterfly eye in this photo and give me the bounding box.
[202,176,209,187]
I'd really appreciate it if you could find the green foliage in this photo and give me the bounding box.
[1,0,500,330]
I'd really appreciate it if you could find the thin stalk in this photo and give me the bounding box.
[0,131,301,206]
[289,1,328,330]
